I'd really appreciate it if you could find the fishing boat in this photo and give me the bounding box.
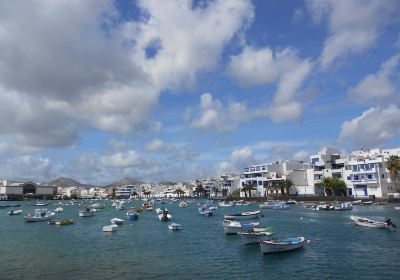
[126,209,139,220]
[54,207,64,213]
[8,209,23,215]
[198,205,213,216]
[352,200,362,205]
[333,202,353,210]
[79,206,95,217]
[55,219,74,226]
[111,218,124,225]
[102,224,118,232]
[168,223,182,230]
[179,201,188,208]
[223,220,260,235]
[24,209,55,222]
[238,230,275,245]
[224,210,261,220]
[350,215,396,229]
[159,209,172,221]
[259,237,308,254]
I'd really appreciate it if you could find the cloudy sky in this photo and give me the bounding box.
[1,0,400,184]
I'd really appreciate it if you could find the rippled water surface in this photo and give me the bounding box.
[1,200,399,280]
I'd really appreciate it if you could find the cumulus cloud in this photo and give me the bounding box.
[100,150,141,168]
[339,106,400,147]
[306,0,400,69]
[294,150,310,161]
[348,54,400,103]
[228,46,312,122]
[0,0,254,150]
[145,138,173,152]
[189,93,250,131]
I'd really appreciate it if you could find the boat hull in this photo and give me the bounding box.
[260,237,307,254]
[224,211,261,220]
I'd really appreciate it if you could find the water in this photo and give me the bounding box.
[0,200,399,280]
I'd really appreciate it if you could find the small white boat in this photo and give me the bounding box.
[374,202,388,205]
[352,200,362,205]
[260,237,308,254]
[159,209,172,221]
[115,204,125,210]
[218,201,234,207]
[286,200,297,205]
[54,207,64,213]
[273,203,290,210]
[199,205,213,216]
[79,206,95,217]
[333,202,353,211]
[111,218,124,225]
[259,201,280,209]
[91,203,105,209]
[350,215,396,229]
[24,209,55,222]
[179,201,188,208]
[224,210,261,220]
[55,219,74,226]
[238,230,275,245]
[168,223,182,230]
[362,201,372,205]
[102,225,118,232]
[155,208,163,214]
[394,206,400,211]
[8,209,23,215]
[223,220,260,235]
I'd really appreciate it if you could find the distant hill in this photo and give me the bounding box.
[47,177,84,187]
[107,178,145,187]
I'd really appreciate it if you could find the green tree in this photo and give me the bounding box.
[212,186,220,197]
[221,188,228,197]
[278,179,294,196]
[242,184,256,198]
[228,189,240,198]
[386,155,400,192]
[322,177,347,196]
[195,184,205,197]
[173,188,185,198]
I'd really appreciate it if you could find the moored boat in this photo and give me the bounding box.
[111,218,124,225]
[179,201,188,208]
[159,208,172,221]
[8,209,23,215]
[224,210,261,220]
[352,200,362,205]
[24,209,55,222]
[199,205,213,216]
[333,202,353,210]
[168,223,182,230]
[223,220,260,235]
[54,207,64,213]
[238,230,275,245]
[79,206,95,217]
[55,219,74,226]
[350,215,396,229]
[102,224,118,232]
[126,209,139,220]
[260,237,308,254]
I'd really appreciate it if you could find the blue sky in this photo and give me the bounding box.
[0,0,399,184]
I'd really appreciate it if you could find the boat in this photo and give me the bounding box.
[223,220,260,235]
[259,201,280,209]
[79,206,95,217]
[54,207,64,213]
[24,209,55,222]
[126,209,139,220]
[30,202,49,206]
[286,200,297,205]
[374,202,388,205]
[91,203,105,209]
[155,208,163,214]
[111,218,124,225]
[238,230,275,245]
[313,204,334,211]
[224,210,261,220]
[333,202,353,210]
[350,215,396,229]
[179,201,188,208]
[159,209,172,221]
[352,200,362,205]
[8,209,23,215]
[0,205,9,209]
[259,237,308,254]
[218,201,234,207]
[8,204,21,207]
[102,225,118,232]
[273,203,290,210]
[394,206,400,211]
[362,201,372,205]
[198,205,213,216]
[115,204,125,210]
[55,219,74,226]
[168,223,182,230]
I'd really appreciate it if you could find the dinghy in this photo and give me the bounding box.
[238,230,275,245]
[223,220,260,235]
[24,209,55,222]
[8,209,23,215]
[126,209,139,220]
[224,210,261,220]
[102,225,118,232]
[111,218,124,225]
[159,208,172,221]
[259,237,308,254]
[168,223,182,230]
[350,215,396,229]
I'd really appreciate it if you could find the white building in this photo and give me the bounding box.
[0,179,54,199]
[344,148,400,198]
[115,185,142,198]
[240,160,313,197]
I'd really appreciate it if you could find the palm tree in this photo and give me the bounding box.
[212,186,220,197]
[173,188,185,198]
[322,177,347,196]
[386,155,400,192]
[195,184,205,197]
[241,186,248,198]
[284,179,294,196]
[242,184,256,198]
[321,177,332,196]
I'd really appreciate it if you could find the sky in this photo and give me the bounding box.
[0,0,400,184]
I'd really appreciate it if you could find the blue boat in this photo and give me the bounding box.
[0,205,9,209]
[126,209,139,220]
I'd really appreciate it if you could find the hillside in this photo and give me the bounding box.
[47,177,83,187]
[107,178,145,187]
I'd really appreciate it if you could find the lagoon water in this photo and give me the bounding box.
[1,200,400,280]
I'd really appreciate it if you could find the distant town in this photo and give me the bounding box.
[1,147,400,201]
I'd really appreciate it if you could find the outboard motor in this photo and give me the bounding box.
[384,217,396,228]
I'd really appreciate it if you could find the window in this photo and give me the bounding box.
[354,175,359,180]
[382,174,385,178]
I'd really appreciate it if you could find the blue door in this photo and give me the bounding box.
[348,188,352,196]
[364,188,368,196]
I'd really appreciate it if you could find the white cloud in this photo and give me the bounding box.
[339,106,400,147]
[145,138,173,152]
[228,47,312,122]
[348,54,400,102]
[294,150,310,161]
[100,150,141,168]
[189,93,250,131]
[306,0,400,69]
[108,139,128,150]
[231,146,254,169]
